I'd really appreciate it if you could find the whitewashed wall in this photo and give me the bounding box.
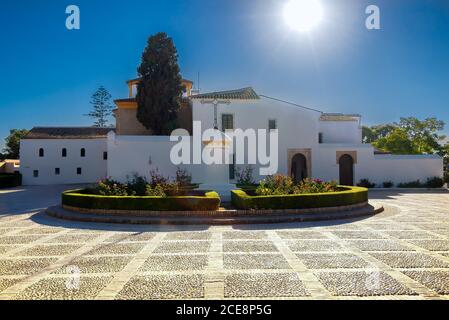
[107,133,207,184]
[314,143,443,186]
[20,139,108,185]
[319,120,362,144]
[192,96,322,180]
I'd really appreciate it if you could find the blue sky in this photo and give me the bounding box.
[1,0,449,149]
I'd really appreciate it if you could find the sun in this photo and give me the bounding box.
[283,0,324,32]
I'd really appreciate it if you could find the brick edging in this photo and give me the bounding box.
[47,203,384,225]
[62,201,369,217]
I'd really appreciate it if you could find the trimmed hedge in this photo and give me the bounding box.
[231,186,368,210]
[0,173,22,189]
[62,189,221,211]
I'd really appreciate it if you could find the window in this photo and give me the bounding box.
[80,148,86,157]
[33,170,39,178]
[103,151,108,160]
[318,132,323,144]
[62,148,67,157]
[39,148,44,157]
[222,114,234,131]
[77,167,82,175]
[268,119,277,130]
[55,168,60,175]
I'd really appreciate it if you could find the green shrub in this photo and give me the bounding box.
[0,173,22,189]
[235,166,255,186]
[89,170,198,197]
[425,177,444,188]
[293,178,338,194]
[145,184,166,196]
[175,167,192,187]
[255,174,295,195]
[256,175,338,196]
[62,189,220,211]
[89,179,131,196]
[397,180,423,188]
[149,168,170,186]
[357,179,376,188]
[382,181,394,188]
[231,186,368,210]
[128,174,148,196]
[397,178,445,188]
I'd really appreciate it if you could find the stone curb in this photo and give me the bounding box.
[46,203,384,225]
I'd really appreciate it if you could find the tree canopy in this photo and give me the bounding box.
[85,86,114,127]
[136,32,183,135]
[363,117,448,182]
[362,117,446,155]
[2,129,29,159]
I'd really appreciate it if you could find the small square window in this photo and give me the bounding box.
[39,148,44,157]
[77,167,82,175]
[222,114,234,131]
[268,119,277,130]
[62,148,67,157]
[55,168,60,175]
[80,148,86,157]
[33,170,39,178]
[103,152,108,160]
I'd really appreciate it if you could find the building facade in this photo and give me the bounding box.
[20,78,443,187]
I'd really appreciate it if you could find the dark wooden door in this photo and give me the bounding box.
[339,154,354,186]
[291,154,308,184]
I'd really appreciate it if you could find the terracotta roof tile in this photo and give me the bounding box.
[23,127,115,139]
[190,87,260,100]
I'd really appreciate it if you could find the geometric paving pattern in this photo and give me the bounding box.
[1,187,449,299]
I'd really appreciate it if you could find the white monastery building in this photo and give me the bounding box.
[20,78,443,190]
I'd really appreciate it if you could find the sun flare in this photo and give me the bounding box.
[283,0,324,32]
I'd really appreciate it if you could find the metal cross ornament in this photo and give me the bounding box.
[200,98,231,130]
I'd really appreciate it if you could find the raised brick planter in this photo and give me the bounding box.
[47,202,384,225]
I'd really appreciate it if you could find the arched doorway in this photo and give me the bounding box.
[291,153,308,184]
[339,154,354,186]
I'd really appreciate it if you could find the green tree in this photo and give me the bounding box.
[136,32,183,135]
[2,129,29,159]
[397,117,445,154]
[86,86,114,127]
[373,128,419,154]
[362,126,376,143]
[362,124,395,143]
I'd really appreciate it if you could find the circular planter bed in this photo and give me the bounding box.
[46,186,382,225]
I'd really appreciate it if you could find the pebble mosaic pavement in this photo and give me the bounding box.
[0,186,449,300]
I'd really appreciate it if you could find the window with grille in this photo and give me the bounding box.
[222,114,234,131]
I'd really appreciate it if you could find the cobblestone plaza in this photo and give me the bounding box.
[0,186,448,300]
